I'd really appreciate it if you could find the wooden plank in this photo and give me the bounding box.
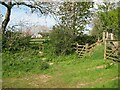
[106,53,111,55]
[77,45,85,46]
[106,56,119,61]
[79,53,84,56]
[88,43,96,49]
[77,48,85,50]
[77,50,85,53]
[106,50,112,52]
[106,53,118,57]
[88,43,96,48]
[77,49,86,52]
[106,40,120,42]
[77,45,85,47]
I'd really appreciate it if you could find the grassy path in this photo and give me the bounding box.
[2,59,119,88]
[2,44,119,88]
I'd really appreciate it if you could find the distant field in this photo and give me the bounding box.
[29,38,50,44]
[2,44,119,88]
[30,38,46,42]
[29,42,43,44]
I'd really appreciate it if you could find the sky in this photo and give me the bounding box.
[0,4,58,28]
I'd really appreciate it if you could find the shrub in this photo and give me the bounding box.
[49,26,76,55]
[2,31,31,52]
[76,34,97,45]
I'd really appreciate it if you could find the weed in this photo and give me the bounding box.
[40,61,49,70]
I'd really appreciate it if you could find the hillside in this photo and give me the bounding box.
[2,44,119,88]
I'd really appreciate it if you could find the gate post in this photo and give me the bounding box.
[106,32,109,40]
[76,43,78,53]
[103,31,105,42]
[85,43,88,53]
[104,40,107,60]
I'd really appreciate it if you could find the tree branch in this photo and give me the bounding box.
[12,2,43,13]
[0,1,9,8]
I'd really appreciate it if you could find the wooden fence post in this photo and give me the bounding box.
[103,31,105,42]
[106,32,109,40]
[85,43,88,53]
[76,43,78,53]
[104,40,107,68]
[104,40,107,60]
[110,33,114,40]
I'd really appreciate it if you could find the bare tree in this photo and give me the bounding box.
[0,0,53,35]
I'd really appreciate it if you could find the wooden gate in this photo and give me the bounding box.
[76,40,102,58]
[104,40,120,61]
[76,44,87,58]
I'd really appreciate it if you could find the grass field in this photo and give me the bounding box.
[2,44,120,88]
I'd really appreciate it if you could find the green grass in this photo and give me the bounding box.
[2,44,119,88]
[2,49,44,77]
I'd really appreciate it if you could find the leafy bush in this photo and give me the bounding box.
[49,26,76,55]
[76,34,97,45]
[49,25,97,56]
[2,31,31,52]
